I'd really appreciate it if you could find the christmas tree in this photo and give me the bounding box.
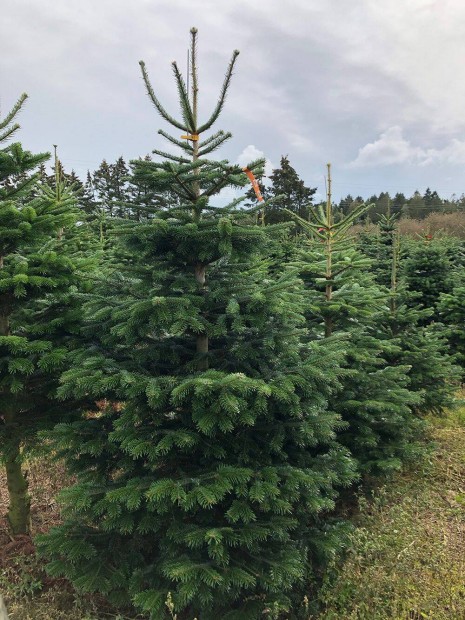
[438,286,465,380]
[375,223,458,415]
[39,30,356,619]
[403,237,452,324]
[0,95,79,534]
[358,213,399,288]
[290,166,421,475]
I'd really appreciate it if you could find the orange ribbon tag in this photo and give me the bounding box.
[243,167,264,202]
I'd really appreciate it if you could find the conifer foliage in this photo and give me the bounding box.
[289,168,423,474]
[375,223,458,415]
[38,30,357,619]
[403,239,452,323]
[0,95,78,534]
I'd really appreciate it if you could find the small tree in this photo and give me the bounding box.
[358,213,400,288]
[438,286,465,381]
[377,226,458,414]
[290,167,422,474]
[403,238,452,324]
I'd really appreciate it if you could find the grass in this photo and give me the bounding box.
[1,408,465,619]
[312,405,465,620]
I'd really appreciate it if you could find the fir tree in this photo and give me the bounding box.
[358,213,399,288]
[39,30,356,619]
[405,190,426,219]
[247,156,316,226]
[392,192,406,215]
[423,187,442,212]
[91,157,131,218]
[128,154,183,220]
[0,95,79,534]
[376,226,458,414]
[438,286,465,381]
[403,238,452,324]
[370,192,391,222]
[290,166,422,474]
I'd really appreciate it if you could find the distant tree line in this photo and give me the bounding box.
[338,188,465,221]
[55,154,465,226]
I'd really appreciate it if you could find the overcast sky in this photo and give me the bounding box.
[2,0,465,202]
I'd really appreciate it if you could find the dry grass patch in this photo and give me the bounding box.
[314,409,465,620]
[0,460,141,619]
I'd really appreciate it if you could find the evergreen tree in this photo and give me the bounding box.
[358,220,458,413]
[403,238,452,323]
[371,192,391,222]
[392,192,406,215]
[338,194,364,218]
[245,156,316,226]
[423,187,442,212]
[358,213,399,288]
[290,166,421,475]
[39,30,356,619]
[128,154,183,219]
[338,194,353,216]
[377,228,458,414]
[38,159,96,217]
[90,156,131,218]
[438,285,465,381]
[405,190,426,219]
[0,95,79,534]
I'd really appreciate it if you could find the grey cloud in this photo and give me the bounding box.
[2,0,465,200]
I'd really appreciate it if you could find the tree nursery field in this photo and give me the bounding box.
[1,28,465,620]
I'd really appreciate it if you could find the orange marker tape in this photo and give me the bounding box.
[243,167,264,202]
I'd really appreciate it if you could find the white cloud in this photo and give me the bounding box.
[349,127,425,167]
[4,0,465,198]
[349,127,465,168]
[235,144,273,177]
[424,139,465,166]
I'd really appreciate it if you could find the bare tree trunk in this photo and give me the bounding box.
[4,412,30,535]
[0,307,30,535]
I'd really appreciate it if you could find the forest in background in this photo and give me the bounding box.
[40,153,465,232]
